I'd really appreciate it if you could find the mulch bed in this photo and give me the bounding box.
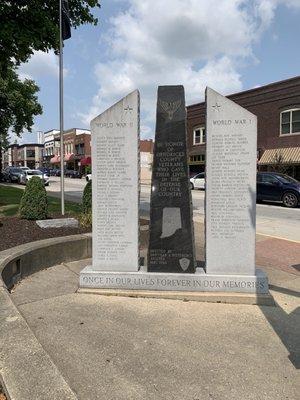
[0,215,91,252]
[0,216,150,252]
[0,384,6,400]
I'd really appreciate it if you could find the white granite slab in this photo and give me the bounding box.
[90,90,140,272]
[36,218,78,229]
[205,88,257,276]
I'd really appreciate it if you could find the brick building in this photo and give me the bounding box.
[43,130,60,166]
[187,76,300,179]
[49,128,91,171]
[140,139,154,184]
[2,143,44,169]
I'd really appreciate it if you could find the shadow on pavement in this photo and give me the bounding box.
[260,285,300,369]
[269,285,300,298]
[292,264,300,272]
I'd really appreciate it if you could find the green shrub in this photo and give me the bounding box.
[79,210,92,228]
[82,180,92,214]
[85,165,92,174]
[19,177,48,220]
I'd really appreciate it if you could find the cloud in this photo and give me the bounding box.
[18,50,68,81]
[81,0,298,137]
[9,128,38,145]
[254,0,300,29]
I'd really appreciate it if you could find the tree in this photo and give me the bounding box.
[0,68,43,168]
[0,1,101,71]
[0,1,100,152]
[0,69,42,136]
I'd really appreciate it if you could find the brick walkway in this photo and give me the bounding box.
[256,236,300,276]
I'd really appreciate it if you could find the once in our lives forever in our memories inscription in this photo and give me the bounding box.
[90,90,140,272]
[148,85,196,274]
[205,87,257,276]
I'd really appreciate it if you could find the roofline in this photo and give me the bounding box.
[44,129,59,134]
[62,128,91,132]
[44,128,91,134]
[8,143,44,148]
[187,75,300,109]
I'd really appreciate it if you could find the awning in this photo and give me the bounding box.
[189,146,206,156]
[80,156,91,166]
[64,153,74,162]
[50,155,60,164]
[258,147,300,165]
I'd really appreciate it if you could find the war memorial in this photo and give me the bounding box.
[79,85,270,302]
[2,87,298,400]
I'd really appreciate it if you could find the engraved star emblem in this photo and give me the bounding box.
[212,103,221,111]
[124,105,133,113]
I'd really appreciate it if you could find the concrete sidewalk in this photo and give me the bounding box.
[3,225,299,400]
[7,257,299,400]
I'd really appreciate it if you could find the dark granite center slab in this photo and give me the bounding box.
[148,85,196,273]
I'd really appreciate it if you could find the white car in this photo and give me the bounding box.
[190,172,205,190]
[86,173,92,182]
[20,169,50,186]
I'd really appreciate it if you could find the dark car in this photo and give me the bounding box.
[257,172,300,208]
[65,170,82,179]
[2,166,24,183]
[52,169,61,176]
[38,167,51,175]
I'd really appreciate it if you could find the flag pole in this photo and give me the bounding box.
[59,0,65,215]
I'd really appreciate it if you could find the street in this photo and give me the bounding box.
[41,177,300,242]
[4,177,299,241]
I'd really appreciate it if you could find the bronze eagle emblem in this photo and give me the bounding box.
[159,99,182,120]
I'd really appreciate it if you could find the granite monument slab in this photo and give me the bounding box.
[90,90,140,272]
[205,87,257,275]
[148,86,196,273]
[79,86,270,301]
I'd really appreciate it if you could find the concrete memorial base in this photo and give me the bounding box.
[79,267,272,304]
[78,288,274,306]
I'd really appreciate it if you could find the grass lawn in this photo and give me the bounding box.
[0,184,81,217]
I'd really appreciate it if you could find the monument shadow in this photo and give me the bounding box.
[259,286,300,369]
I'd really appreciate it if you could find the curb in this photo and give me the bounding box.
[0,287,78,400]
[0,234,92,400]
[0,234,92,290]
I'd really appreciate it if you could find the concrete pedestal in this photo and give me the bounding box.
[79,267,273,305]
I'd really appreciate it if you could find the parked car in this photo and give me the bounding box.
[38,167,51,175]
[190,172,205,190]
[257,172,300,208]
[65,170,82,179]
[2,166,24,183]
[19,169,50,186]
[52,169,61,177]
[86,173,92,182]
[20,166,30,172]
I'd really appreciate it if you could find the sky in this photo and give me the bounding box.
[16,0,300,144]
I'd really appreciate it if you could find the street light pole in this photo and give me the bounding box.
[59,0,65,215]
